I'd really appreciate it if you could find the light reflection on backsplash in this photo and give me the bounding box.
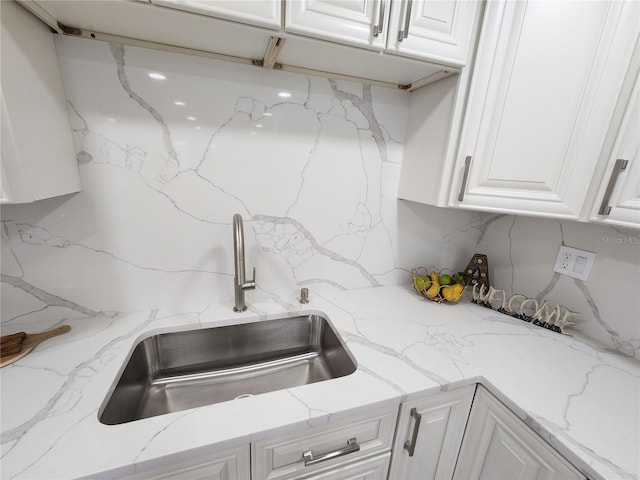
[0,35,638,359]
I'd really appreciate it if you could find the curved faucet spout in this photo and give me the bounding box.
[233,214,255,312]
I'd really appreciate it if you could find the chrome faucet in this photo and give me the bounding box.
[232,213,255,312]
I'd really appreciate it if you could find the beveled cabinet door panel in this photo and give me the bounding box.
[386,0,480,67]
[453,388,585,480]
[452,1,636,219]
[285,0,387,50]
[590,50,640,229]
[388,386,476,480]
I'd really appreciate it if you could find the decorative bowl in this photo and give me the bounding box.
[411,266,466,304]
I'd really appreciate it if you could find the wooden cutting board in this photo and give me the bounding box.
[0,325,71,368]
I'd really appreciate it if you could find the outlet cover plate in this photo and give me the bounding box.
[553,245,596,281]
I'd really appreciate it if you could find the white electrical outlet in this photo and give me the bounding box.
[553,245,596,281]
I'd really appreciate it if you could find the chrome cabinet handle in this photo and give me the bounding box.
[373,0,386,37]
[457,155,472,202]
[404,408,422,457]
[302,437,360,467]
[398,0,412,41]
[598,159,628,215]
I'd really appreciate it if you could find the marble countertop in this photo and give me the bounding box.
[1,285,638,479]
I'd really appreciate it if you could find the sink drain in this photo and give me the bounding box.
[234,394,253,400]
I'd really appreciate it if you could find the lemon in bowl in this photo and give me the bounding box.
[414,275,431,292]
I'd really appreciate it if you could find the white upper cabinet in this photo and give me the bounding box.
[449,0,639,220]
[148,0,281,30]
[24,0,275,63]
[588,42,640,229]
[285,0,481,68]
[386,0,480,67]
[1,1,81,204]
[21,0,478,89]
[285,0,387,50]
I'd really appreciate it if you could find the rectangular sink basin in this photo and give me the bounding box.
[99,314,357,425]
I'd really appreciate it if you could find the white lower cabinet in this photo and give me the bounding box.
[453,387,585,480]
[388,385,476,480]
[117,386,589,480]
[121,444,250,479]
[252,406,397,480]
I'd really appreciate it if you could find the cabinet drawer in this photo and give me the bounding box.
[296,452,391,480]
[252,406,397,480]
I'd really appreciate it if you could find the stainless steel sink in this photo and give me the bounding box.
[99,314,357,425]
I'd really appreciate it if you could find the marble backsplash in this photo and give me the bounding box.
[1,36,638,359]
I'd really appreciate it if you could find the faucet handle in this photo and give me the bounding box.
[243,267,256,290]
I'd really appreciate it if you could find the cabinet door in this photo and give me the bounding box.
[0,1,81,204]
[388,385,475,480]
[590,47,640,229]
[454,387,585,480]
[285,0,387,51]
[452,0,638,219]
[121,444,250,480]
[386,0,480,67]
[149,0,281,30]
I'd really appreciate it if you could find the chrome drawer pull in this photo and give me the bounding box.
[404,408,422,457]
[398,0,412,41]
[598,159,628,215]
[373,0,386,37]
[457,155,472,201]
[302,437,360,467]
